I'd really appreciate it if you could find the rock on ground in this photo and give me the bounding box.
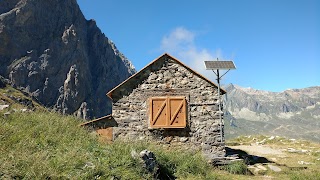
[267,164,282,172]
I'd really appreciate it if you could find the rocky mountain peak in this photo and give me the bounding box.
[0,0,136,119]
[224,84,320,141]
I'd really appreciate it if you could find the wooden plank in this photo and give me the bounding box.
[96,127,113,143]
[169,97,186,128]
[152,100,166,124]
[150,97,167,128]
[169,100,184,125]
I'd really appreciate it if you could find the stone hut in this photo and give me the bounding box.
[84,53,227,159]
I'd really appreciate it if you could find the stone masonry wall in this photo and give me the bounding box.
[112,57,225,158]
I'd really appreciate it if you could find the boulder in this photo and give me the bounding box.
[132,149,160,179]
[267,164,281,172]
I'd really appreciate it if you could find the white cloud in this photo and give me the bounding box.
[161,27,195,52]
[160,27,225,82]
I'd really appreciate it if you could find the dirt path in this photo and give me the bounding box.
[230,144,284,156]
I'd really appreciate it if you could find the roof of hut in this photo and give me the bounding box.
[107,53,226,101]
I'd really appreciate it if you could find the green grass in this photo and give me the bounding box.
[0,110,224,179]
[288,170,320,180]
[2,85,320,179]
[0,86,224,179]
[0,85,43,111]
[2,110,320,179]
[222,161,250,175]
[150,147,219,179]
[227,135,320,179]
[0,111,150,179]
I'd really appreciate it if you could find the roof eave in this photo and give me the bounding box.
[106,53,169,98]
[79,114,113,127]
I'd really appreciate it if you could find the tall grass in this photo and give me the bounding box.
[289,170,320,180]
[150,147,219,179]
[222,161,250,175]
[0,110,220,179]
[0,111,150,179]
[3,110,320,179]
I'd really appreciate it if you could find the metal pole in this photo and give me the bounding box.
[205,59,235,145]
[216,69,223,143]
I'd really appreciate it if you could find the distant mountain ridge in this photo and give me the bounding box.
[0,0,136,118]
[224,84,320,142]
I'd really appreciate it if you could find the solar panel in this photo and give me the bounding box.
[204,61,236,70]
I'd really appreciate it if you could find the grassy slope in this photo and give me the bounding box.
[1,85,320,179]
[3,112,319,180]
[1,111,146,179]
[0,110,222,179]
[0,85,227,179]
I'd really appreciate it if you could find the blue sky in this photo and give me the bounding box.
[77,0,320,92]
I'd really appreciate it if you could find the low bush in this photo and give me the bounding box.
[222,161,251,175]
[289,170,320,180]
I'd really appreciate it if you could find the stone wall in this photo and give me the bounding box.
[112,56,225,158]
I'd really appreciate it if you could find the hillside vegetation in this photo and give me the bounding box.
[2,110,320,179]
[1,86,320,179]
[0,110,215,179]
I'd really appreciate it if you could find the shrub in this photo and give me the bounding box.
[289,171,320,180]
[222,161,250,175]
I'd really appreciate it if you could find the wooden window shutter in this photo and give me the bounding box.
[168,97,187,128]
[149,96,187,128]
[150,97,167,128]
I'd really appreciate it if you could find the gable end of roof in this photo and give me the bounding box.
[107,53,226,101]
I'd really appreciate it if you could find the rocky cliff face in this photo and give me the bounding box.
[0,0,136,119]
[224,84,320,142]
